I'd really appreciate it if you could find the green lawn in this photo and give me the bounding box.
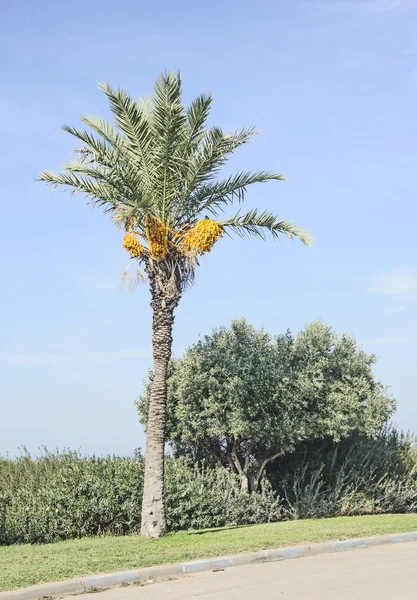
[2,514,417,592]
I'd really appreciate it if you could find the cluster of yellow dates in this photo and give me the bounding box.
[145,216,168,260]
[122,233,145,258]
[181,219,223,254]
[122,216,223,261]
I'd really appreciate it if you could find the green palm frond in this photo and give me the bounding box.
[222,208,314,246]
[66,119,150,204]
[184,170,287,220]
[185,93,212,149]
[151,71,186,143]
[150,72,188,222]
[63,160,151,216]
[62,125,138,192]
[185,126,259,192]
[38,169,125,211]
[39,71,313,291]
[80,115,121,147]
[62,125,116,164]
[98,82,155,194]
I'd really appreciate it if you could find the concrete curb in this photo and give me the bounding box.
[2,531,417,599]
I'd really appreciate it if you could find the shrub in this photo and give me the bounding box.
[0,451,282,545]
[269,428,417,519]
[1,428,416,545]
[165,458,282,530]
[0,449,145,545]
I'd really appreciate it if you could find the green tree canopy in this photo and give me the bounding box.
[138,319,395,493]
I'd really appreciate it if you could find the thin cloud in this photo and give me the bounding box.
[365,335,417,345]
[380,297,417,316]
[323,0,417,12]
[367,266,417,296]
[0,349,152,368]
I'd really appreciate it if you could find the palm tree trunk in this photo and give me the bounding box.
[140,293,176,538]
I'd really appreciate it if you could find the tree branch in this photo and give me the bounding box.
[244,442,254,473]
[226,452,238,474]
[253,451,283,491]
[230,441,244,475]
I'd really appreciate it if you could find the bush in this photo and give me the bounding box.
[0,449,145,545]
[1,428,416,545]
[0,451,283,545]
[269,428,417,519]
[166,458,282,530]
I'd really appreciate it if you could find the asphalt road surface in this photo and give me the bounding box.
[66,541,417,600]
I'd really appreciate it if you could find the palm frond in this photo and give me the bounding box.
[80,115,121,147]
[185,126,259,192]
[38,169,121,211]
[63,159,152,216]
[185,93,212,150]
[46,118,156,223]
[70,118,141,178]
[222,208,314,245]
[151,71,186,140]
[62,125,116,164]
[150,72,188,222]
[183,170,287,220]
[71,116,153,207]
[98,83,155,194]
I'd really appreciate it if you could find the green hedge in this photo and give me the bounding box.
[0,451,145,544]
[1,430,416,546]
[0,451,281,545]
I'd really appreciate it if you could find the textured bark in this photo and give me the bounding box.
[227,440,281,494]
[229,441,252,494]
[141,262,181,537]
[250,452,282,493]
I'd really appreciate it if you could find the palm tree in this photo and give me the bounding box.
[39,72,313,538]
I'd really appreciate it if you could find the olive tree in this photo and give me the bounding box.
[138,319,395,493]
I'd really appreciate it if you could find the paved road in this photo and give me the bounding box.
[66,542,417,600]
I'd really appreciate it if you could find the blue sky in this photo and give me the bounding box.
[1,0,416,457]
